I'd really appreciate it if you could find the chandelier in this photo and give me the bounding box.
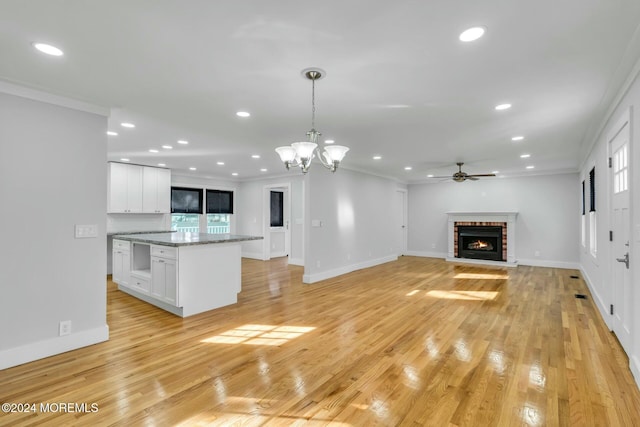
[275,68,349,173]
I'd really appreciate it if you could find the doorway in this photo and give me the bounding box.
[263,183,291,260]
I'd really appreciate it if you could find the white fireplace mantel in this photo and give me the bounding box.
[446,211,518,266]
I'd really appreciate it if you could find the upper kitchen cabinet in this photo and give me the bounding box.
[108,162,171,214]
[142,166,171,213]
[108,162,143,213]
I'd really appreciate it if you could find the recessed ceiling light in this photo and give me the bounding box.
[325,139,335,144]
[373,156,382,160]
[526,165,535,169]
[158,163,166,167]
[511,136,524,141]
[149,149,159,153]
[162,145,173,149]
[427,174,434,178]
[106,131,118,136]
[405,166,412,171]
[492,171,500,174]
[236,111,250,118]
[260,168,267,172]
[177,140,189,145]
[120,158,130,162]
[232,172,239,176]
[189,167,197,171]
[495,104,512,111]
[251,154,260,159]
[217,161,225,166]
[520,154,530,158]
[121,122,135,128]
[459,26,486,42]
[33,42,64,56]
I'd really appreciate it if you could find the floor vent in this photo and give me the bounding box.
[575,294,587,299]
[570,275,579,279]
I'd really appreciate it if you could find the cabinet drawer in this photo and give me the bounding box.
[130,275,150,293]
[151,245,177,259]
[113,239,131,251]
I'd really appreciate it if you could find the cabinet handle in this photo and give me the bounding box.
[159,259,165,263]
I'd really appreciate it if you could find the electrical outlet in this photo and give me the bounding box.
[59,320,71,336]
[534,250,540,257]
[431,243,436,249]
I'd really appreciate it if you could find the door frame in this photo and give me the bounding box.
[396,188,408,256]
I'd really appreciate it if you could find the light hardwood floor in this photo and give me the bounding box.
[1,256,639,426]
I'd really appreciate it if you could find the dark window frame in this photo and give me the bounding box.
[589,167,596,212]
[270,191,284,227]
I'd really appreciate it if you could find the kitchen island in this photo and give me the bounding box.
[112,233,263,317]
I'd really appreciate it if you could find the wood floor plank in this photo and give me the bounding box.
[1,256,640,426]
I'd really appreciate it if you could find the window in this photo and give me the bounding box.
[171,214,201,232]
[270,191,284,227]
[205,189,233,234]
[589,167,596,257]
[207,214,230,234]
[206,189,233,214]
[613,143,629,194]
[171,187,203,233]
[171,187,203,214]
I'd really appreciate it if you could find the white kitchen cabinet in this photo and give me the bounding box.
[108,162,143,213]
[112,239,131,286]
[151,254,178,305]
[142,167,171,213]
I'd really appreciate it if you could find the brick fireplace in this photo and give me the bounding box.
[447,212,518,265]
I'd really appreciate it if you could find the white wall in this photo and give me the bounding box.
[304,168,404,283]
[407,173,580,268]
[0,88,109,369]
[579,60,640,388]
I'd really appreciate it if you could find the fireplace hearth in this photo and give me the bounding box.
[457,226,503,261]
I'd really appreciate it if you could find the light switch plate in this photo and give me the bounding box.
[75,224,98,238]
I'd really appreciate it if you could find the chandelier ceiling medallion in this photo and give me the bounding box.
[275,68,349,173]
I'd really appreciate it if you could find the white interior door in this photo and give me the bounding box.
[610,119,632,352]
[394,189,407,256]
[264,184,290,260]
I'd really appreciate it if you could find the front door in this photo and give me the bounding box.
[610,116,632,352]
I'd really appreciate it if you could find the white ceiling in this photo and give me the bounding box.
[2,0,640,183]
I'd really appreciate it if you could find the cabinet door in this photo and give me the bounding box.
[164,259,178,305]
[142,167,159,213]
[112,249,130,286]
[151,256,166,299]
[151,256,178,305]
[156,168,171,213]
[108,162,129,213]
[126,164,143,213]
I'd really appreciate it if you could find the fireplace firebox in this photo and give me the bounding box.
[457,226,503,261]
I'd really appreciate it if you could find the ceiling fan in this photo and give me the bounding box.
[430,162,496,182]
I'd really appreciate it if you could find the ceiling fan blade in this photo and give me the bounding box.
[467,176,479,181]
[466,173,496,177]
[427,175,454,179]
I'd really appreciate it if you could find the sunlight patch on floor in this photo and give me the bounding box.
[454,272,508,280]
[425,290,499,301]
[201,324,316,346]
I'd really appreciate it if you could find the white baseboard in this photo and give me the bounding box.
[303,255,398,284]
[518,258,580,269]
[242,251,264,260]
[579,266,613,330]
[631,355,640,391]
[0,325,109,371]
[288,257,304,266]
[404,250,447,258]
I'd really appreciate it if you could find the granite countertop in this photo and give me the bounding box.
[107,230,174,236]
[112,232,263,247]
